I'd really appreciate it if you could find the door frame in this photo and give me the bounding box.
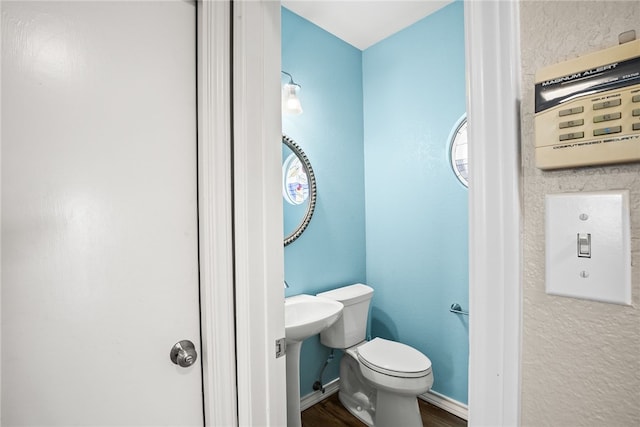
[465,1,522,425]
[199,0,289,425]
[197,1,241,425]
[230,1,287,425]
[211,0,523,426]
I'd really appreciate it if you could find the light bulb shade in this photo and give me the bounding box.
[282,83,303,115]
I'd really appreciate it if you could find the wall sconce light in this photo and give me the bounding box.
[281,71,303,115]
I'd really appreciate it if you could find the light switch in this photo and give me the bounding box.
[577,233,591,258]
[545,190,631,305]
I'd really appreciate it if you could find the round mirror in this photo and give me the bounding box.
[282,135,317,246]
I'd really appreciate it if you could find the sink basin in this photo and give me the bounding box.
[284,294,343,343]
[284,294,343,427]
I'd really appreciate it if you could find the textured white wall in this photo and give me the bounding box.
[520,2,640,426]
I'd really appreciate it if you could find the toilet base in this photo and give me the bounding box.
[337,347,427,427]
[338,388,424,427]
[338,350,376,426]
[338,390,374,426]
[374,389,423,427]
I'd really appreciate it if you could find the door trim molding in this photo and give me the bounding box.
[232,1,287,426]
[197,1,238,425]
[465,1,522,425]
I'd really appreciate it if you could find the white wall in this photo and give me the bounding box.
[520,2,640,425]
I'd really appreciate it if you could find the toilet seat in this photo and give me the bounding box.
[356,337,432,378]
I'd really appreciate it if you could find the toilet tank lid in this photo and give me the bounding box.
[316,283,373,305]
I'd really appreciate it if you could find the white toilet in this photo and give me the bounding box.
[317,283,433,427]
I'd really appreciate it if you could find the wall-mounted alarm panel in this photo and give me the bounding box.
[535,40,640,170]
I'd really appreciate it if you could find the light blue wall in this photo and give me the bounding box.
[282,1,468,404]
[282,7,366,396]
[362,1,468,403]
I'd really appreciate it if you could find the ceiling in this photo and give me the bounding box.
[281,0,453,50]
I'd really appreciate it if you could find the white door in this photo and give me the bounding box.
[2,1,203,425]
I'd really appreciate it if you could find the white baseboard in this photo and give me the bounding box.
[419,389,468,421]
[299,378,340,411]
[299,378,468,422]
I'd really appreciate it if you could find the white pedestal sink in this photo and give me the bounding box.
[285,294,343,427]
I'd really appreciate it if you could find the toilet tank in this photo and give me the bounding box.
[317,284,373,349]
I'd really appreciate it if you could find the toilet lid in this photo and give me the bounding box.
[356,337,432,378]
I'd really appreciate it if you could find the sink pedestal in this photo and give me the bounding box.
[286,340,303,427]
[283,294,343,427]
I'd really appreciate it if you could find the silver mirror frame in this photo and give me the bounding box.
[283,134,317,246]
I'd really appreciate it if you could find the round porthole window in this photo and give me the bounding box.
[449,115,468,188]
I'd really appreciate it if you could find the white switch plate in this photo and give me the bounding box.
[545,190,631,305]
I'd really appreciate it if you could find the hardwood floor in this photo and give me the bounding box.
[301,392,467,427]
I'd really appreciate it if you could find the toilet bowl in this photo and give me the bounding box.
[356,337,433,396]
[317,284,434,427]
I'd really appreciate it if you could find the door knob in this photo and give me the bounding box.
[170,340,198,367]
